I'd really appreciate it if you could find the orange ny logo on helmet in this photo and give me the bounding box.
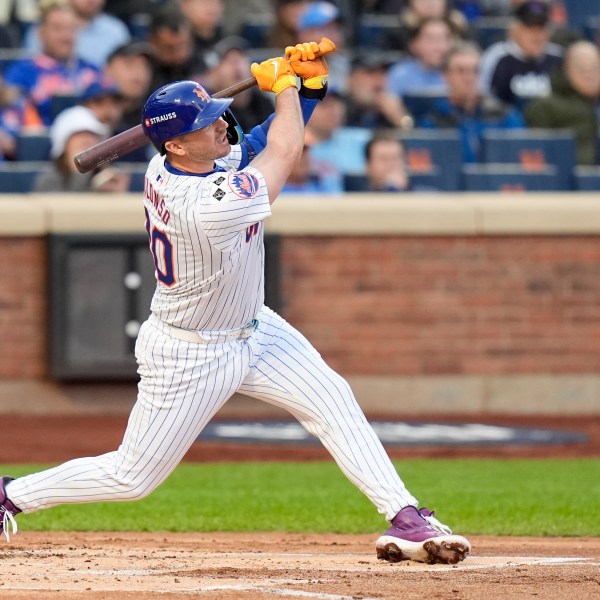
[193,85,210,102]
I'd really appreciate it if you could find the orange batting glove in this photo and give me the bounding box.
[285,38,335,91]
[251,57,297,94]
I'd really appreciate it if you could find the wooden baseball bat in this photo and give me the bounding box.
[73,76,257,173]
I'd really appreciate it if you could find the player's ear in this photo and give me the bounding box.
[164,139,186,156]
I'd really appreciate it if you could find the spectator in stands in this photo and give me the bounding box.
[281,144,332,193]
[1,0,101,134]
[199,36,273,132]
[34,104,130,192]
[419,41,525,162]
[178,0,224,55]
[296,1,350,93]
[0,76,20,158]
[147,4,204,93]
[345,55,397,128]
[102,41,155,161]
[364,133,413,192]
[24,0,131,67]
[269,0,310,50]
[73,77,124,131]
[304,91,348,193]
[380,17,453,128]
[378,0,470,53]
[525,40,600,165]
[344,132,416,192]
[104,42,155,131]
[479,0,563,107]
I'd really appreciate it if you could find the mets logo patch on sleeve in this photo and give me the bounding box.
[228,172,260,199]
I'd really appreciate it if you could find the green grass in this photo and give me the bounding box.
[3,459,599,537]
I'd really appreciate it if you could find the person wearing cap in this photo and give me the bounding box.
[33,104,130,192]
[296,1,349,92]
[345,56,397,128]
[479,0,563,107]
[199,36,274,132]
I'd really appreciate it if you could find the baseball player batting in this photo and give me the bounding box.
[0,40,470,564]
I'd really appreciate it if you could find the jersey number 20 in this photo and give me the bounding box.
[145,208,175,286]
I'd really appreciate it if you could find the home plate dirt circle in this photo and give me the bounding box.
[1,532,599,599]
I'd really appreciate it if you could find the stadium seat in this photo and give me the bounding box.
[564,1,597,30]
[473,16,510,49]
[356,14,399,49]
[401,129,462,191]
[461,163,560,192]
[343,169,440,192]
[402,93,446,120]
[50,94,78,120]
[240,15,273,47]
[573,165,600,191]
[0,162,47,193]
[122,163,147,192]
[480,129,576,191]
[15,132,51,161]
[343,174,369,192]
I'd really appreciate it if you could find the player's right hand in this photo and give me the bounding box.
[285,38,335,90]
[251,57,297,95]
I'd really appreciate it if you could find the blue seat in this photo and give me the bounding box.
[343,169,440,192]
[573,166,600,191]
[125,166,147,192]
[402,93,446,120]
[356,14,398,49]
[564,1,597,30]
[50,94,78,120]
[240,15,272,47]
[481,129,576,191]
[0,162,46,193]
[473,16,510,49]
[461,163,560,191]
[15,132,51,161]
[401,129,462,191]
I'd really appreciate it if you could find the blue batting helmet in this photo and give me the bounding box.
[142,80,243,154]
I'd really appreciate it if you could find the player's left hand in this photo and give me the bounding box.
[251,56,297,94]
[285,37,336,90]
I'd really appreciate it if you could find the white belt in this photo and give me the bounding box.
[153,317,259,344]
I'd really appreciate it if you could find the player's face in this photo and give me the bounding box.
[170,116,230,166]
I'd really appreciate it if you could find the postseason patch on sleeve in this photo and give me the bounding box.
[228,171,260,199]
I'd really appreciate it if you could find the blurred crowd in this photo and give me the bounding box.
[0,0,598,193]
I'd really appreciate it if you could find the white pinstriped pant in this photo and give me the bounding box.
[7,306,417,521]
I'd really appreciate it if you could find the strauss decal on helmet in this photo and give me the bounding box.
[141,80,243,153]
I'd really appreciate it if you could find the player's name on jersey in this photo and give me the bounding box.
[144,177,171,225]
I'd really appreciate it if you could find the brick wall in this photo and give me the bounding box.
[2,233,600,379]
[280,236,600,376]
[0,237,47,377]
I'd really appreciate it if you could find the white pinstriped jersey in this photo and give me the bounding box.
[143,147,271,331]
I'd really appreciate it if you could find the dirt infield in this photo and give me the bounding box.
[1,532,599,599]
[2,412,599,599]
